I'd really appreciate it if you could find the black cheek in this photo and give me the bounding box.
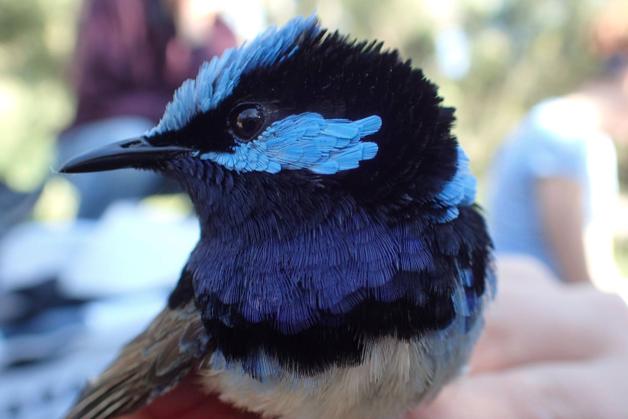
[152,109,235,153]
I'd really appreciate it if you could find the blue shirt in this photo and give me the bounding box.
[487,98,619,277]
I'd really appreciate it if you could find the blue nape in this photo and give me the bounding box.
[148,16,321,137]
[200,113,381,174]
[435,146,477,222]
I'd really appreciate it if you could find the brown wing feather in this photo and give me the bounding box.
[66,301,209,419]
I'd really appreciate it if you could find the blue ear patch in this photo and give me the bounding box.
[148,16,320,137]
[435,146,477,222]
[200,113,382,174]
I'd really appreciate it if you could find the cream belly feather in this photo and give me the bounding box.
[200,313,482,419]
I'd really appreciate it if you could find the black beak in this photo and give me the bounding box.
[59,137,190,174]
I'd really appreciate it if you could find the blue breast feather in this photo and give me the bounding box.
[193,207,486,335]
[200,113,382,174]
[192,145,483,333]
[148,16,320,137]
[195,208,490,379]
[190,142,490,379]
[208,290,487,383]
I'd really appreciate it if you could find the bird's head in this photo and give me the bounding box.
[61,16,473,224]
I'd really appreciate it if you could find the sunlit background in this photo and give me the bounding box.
[0,0,627,417]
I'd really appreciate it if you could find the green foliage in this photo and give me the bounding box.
[617,238,628,277]
[618,142,628,193]
[0,0,79,190]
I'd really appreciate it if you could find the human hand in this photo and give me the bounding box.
[409,256,628,419]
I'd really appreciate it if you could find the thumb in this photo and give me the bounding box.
[407,374,535,419]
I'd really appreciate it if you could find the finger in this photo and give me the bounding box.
[410,356,628,419]
[469,256,628,372]
[407,375,528,419]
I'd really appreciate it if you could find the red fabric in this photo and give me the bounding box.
[120,375,260,419]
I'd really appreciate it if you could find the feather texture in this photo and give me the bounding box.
[434,146,477,222]
[201,319,485,419]
[200,113,381,174]
[66,301,208,419]
[64,14,495,419]
[148,16,321,136]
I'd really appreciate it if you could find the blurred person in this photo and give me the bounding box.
[120,256,628,419]
[487,1,628,286]
[57,0,236,218]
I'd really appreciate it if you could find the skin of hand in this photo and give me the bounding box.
[409,255,628,419]
[121,255,628,419]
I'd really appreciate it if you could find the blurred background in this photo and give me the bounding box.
[0,0,626,417]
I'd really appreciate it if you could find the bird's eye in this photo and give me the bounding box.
[229,104,265,141]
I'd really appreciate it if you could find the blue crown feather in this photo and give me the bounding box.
[200,113,382,174]
[148,16,321,137]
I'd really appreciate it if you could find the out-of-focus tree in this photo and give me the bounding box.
[0,0,79,189]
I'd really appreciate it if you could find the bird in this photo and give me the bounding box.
[60,15,494,419]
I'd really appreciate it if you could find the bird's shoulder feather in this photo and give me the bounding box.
[66,298,209,419]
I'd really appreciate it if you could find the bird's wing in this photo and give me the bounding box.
[66,300,209,419]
